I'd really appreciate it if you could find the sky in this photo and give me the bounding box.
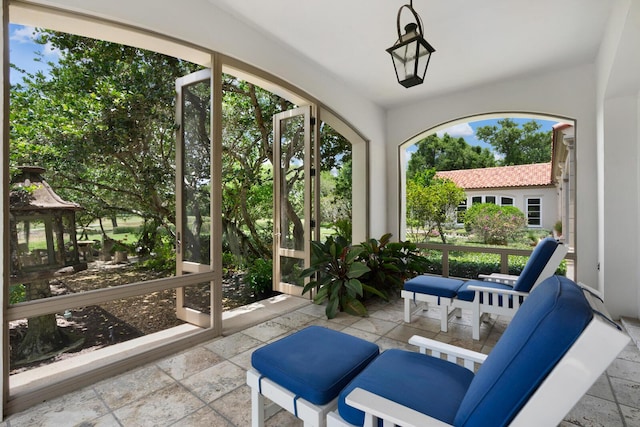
[9,24,61,84]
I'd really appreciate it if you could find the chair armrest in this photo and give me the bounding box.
[408,335,487,371]
[345,387,452,427]
[478,273,518,285]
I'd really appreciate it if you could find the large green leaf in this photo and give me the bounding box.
[313,285,329,303]
[345,278,363,298]
[326,294,339,318]
[345,245,364,263]
[347,262,370,279]
[362,283,388,300]
[302,280,318,295]
[342,296,368,317]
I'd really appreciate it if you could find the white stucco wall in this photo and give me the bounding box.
[386,64,599,288]
[596,0,640,319]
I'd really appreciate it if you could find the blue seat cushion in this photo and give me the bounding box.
[404,275,465,298]
[513,237,559,292]
[454,275,593,426]
[338,349,475,426]
[251,325,379,405]
[457,280,514,304]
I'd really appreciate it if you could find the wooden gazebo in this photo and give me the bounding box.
[9,166,86,284]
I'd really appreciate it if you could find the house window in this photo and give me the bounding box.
[527,198,542,226]
[470,195,513,206]
[456,199,467,224]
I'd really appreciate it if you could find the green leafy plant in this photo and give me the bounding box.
[9,284,26,305]
[300,236,384,319]
[358,233,429,298]
[245,258,273,297]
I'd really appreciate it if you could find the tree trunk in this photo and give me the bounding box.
[15,280,68,361]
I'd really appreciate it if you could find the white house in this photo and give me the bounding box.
[437,162,558,230]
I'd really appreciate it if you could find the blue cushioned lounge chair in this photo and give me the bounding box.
[402,237,567,339]
[327,275,629,427]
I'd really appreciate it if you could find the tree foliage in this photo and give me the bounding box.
[475,118,551,166]
[406,133,495,179]
[11,31,200,251]
[10,30,353,263]
[406,170,466,243]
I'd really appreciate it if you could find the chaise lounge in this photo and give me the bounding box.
[402,236,567,339]
[326,275,629,426]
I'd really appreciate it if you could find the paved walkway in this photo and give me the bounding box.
[3,297,639,426]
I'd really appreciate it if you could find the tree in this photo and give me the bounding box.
[407,133,495,180]
[475,118,551,166]
[11,32,200,249]
[406,170,466,243]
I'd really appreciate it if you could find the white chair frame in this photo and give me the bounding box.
[247,368,338,427]
[328,285,629,426]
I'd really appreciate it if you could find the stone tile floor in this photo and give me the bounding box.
[2,297,639,426]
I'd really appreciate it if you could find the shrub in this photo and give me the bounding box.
[421,250,566,278]
[113,225,141,234]
[300,236,384,318]
[332,219,352,242]
[464,203,526,245]
[358,233,429,298]
[139,236,176,272]
[9,284,26,304]
[245,258,273,297]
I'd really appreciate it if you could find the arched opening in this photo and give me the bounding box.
[398,112,576,279]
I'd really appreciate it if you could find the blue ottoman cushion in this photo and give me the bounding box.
[404,275,465,298]
[251,326,379,405]
[338,349,475,426]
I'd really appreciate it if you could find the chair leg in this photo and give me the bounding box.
[404,295,412,323]
[251,381,266,427]
[440,306,449,332]
[472,308,481,341]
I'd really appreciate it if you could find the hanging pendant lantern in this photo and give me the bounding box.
[386,1,435,88]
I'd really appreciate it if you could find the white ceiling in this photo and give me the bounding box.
[209,0,614,109]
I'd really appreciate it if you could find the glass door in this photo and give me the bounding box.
[175,68,214,326]
[273,106,314,295]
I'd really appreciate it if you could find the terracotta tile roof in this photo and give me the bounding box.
[436,163,553,189]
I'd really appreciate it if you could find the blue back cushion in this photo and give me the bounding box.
[513,237,559,292]
[453,275,593,426]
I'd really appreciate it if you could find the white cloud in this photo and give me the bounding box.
[10,25,36,44]
[11,25,62,60]
[436,123,474,138]
[42,41,62,58]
